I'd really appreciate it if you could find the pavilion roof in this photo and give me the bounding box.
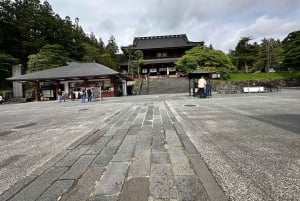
[7,62,132,81]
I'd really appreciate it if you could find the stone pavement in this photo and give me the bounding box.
[1,89,300,201]
[0,99,226,201]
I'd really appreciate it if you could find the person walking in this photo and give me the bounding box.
[198,76,207,98]
[57,89,63,102]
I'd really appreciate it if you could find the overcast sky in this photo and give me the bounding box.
[47,0,300,53]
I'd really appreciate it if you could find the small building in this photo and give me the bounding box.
[6,62,133,101]
[120,34,203,77]
[188,69,215,96]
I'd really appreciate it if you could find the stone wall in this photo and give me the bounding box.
[212,78,300,93]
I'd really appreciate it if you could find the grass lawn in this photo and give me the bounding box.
[229,71,300,81]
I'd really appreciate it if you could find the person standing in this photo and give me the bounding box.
[87,88,92,102]
[81,88,86,103]
[0,95,4,104]
[57,89,63,102]
[206,80,212,97]
[198,76,207,98]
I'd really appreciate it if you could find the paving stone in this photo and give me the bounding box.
[140,108,147,113]
[103,128,118,137]
[152,128,164,136]
[36,180,74,201]
[89,195,118,201]
[60,167,105,201]
[82,130,103,145]
[0,175,36,201]
[164,123,175,131]
[177,135,198,154]
[152,152,170,164]
[9,167,68,201]
[150,164,177,200]
[189,154,228,201]
[131,124,142,129]
[165,130,182,147]
[127,112,139,123]
[134,114,145,124]
[60,154,96,180]
[92,162,129,196]
[120,123,131,130]
[136,130,152,151]
[67,134,93,150]
[154,106,160,115]
[114,119,126,128]
[168,147,194,176]
[106,139,123,147]
[143,120,153,125]
[92,146,118,167]
[119,178,149,201]
[175,176,208,201]
[173,122,185,135]
[128,149,151,178]
[127,128,142,135]
[86,136,112,154]
[152,135,166,152]
[112,135,137,162]
[31,149,70,176]
[55,145,90,167]
[153,118,163,129]
[112,129,128,140]
[148,198,178,201]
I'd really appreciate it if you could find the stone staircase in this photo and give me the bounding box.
[140,77,189,95]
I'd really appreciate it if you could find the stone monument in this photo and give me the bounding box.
[12,64,23,98]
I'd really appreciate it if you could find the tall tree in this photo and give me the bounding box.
[0,53,19,89]
[259,38,284,72]
[231,37,259,73]
[122,45,144,77]
[106,35,119,58]
[282,30,300,70]
[27,44,69,73]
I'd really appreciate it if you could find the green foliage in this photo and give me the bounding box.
[0,53,20,89]
[27,44,69,73]
[230,37,260,72]
[282,30,300,70]
[0,0,121,89]
[230,36,286,73]
[175,55,198,73]
[176,45,235,74]
[230,71,300,81]
[122,45,144,76]
[98,53,119,71]
[258,38,284,72]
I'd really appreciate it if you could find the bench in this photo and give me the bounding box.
[243,87,264,93]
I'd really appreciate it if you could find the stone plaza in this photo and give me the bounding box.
[0,89,299,201]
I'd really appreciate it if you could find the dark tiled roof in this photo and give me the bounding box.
[130,34,203,50]
[188,69,215,79]
[7,62,120,81]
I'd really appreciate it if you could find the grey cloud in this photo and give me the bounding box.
[47,0,300,52]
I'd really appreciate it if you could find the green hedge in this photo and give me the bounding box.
[229,71,300,81]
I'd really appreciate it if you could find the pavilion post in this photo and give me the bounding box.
[83,79,88,88]
[34,81,39,101]
[189,78,191,96]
